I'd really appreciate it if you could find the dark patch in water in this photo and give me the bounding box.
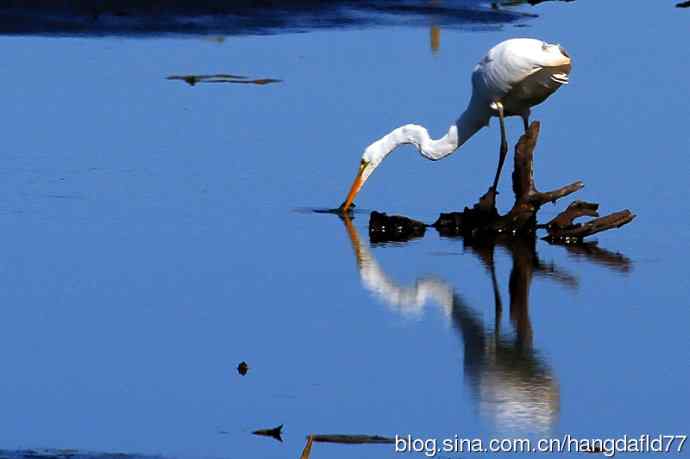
[368,211,427,245]
[0,1,537,37]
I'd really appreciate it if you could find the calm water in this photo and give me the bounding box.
[1,1,689,458]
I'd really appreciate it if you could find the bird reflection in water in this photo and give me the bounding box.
[339,215,631,433]
[429,0,441,55]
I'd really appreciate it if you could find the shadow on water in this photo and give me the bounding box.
[340,215,631,432]
[0,1,543,37]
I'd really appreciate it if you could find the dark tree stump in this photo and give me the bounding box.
[368,211,426,244]
[370,121,635,244]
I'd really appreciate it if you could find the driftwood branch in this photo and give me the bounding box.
[311,434,394,444]
[542,201,599,228]
[298,434,394,459]
[370,121,634,244]
[544,209,635,243]
[433,122,592,238]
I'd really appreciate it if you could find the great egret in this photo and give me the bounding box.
[340,38,572,212]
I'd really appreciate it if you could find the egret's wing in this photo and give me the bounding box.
[511,64,571,97]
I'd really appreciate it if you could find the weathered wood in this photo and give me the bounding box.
[368,211,426,244]
[371,121,634,244]
[544,210,635,243]
[542,201,599,228]
[433,121,587,238]
[310,434,395,444]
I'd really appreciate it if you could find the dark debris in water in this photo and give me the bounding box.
[252,424,283,442]
[237,360,249,375]
[369,211,426,244]
[298,434,394,459]
[166,74,281,86]
[311,434,395,444]
[677,1,690,7]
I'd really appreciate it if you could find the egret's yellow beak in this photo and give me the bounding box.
[340,160,369,213]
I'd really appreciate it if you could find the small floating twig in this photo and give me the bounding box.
[166,74,282,86]
[311,434,395,444]
[297,433,392,459]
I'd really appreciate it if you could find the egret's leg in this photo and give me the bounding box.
[490,102,509,195]
[521,113,530,132]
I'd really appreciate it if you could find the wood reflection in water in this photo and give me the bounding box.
[339,214,631,432]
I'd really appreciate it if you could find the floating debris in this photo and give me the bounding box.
[368,211,426,244]
[297,434,393,459]
[311,434,395,444]
[166,74,281,86]
[237,361,249,375]
[252,424,283,442]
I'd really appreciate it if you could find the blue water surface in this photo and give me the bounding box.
[0,1,688,458]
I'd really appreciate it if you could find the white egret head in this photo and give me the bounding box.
[539,40,572,67]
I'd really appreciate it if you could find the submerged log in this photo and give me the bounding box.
[368,211,426,244]
[371,121,635,244]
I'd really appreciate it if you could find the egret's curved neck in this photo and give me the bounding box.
[365,105,489,164]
